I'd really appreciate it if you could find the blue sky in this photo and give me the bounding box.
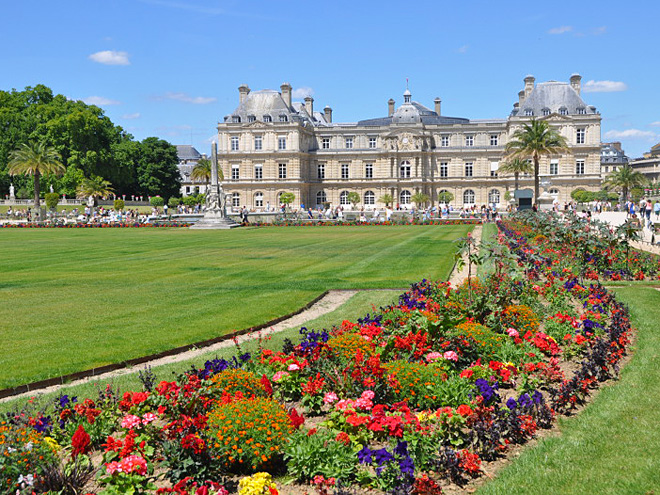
[1,0,658,158]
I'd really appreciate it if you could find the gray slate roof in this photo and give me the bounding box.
[176,145,202,161]
[358,101,468,126]
[513,81,597,117]
[226,90,318,125]
[601,143,628,164]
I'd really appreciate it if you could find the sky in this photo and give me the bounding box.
[1,0,659,158]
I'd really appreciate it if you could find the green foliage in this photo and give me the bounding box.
[602,164,647,201]
[76,175,114,201]
[283,429,358,482]
[346,191,360,208]
[114,199,125,211]
[411,192,430,207]
[44,192,59,209]
[438,191,454,204]
[279,192,295,205]
[136,138,181,200]
[168,196,182,208]
[8,141,65,208]
[571,188,595,203]
[150,196,164,207]
[379,193,393,206]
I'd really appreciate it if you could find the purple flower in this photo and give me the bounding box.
[357,445,372,464]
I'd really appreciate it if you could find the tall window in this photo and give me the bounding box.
[322,137,330,149]
[441,135,449,147]
[440,162,448,178]
[231,164,239,180]
[278,163,287,179]
[278,137,286,150]
[400,161,411,178]
[463,189,475,205]
[488,189,500,204]
[254,136,262,150]
[465,135,474,147]
[490,161,499,177]
[365,163,373,178]
[490,135,499,146]
[559,107,568,116]
[550,160,558,175]
[369,137,377,149]
[576,128,585,144]
[263,115,272,122]
[232,192,240,207]
[279,114,288,122]
[576,107,586,115]
[254,164,263,180]
[341,163,349,179]
[316,190,327,205]
[400,190,411,205]
[254,192,263,208]
[317,163,325,179]
[345,137,353,149]
[364,190,375,205]
[247,115,256,123]
[576,160,585,175]
[340,191,349,205]
[231,136,239,151]
[232,116,240,123]
[542,108,551,116]
[465,162,473,177]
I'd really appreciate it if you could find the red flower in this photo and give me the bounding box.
[71,424,91,458]
[457,404,473,417]
[261,374,273,396]
[288,408,305,429]
[336,432,351,445]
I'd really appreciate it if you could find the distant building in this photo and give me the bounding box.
[215,75,602,211]
[629,142,660,183]
[176,145,208,197]
[601,142,628,175]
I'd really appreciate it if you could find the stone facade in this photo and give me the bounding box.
[629,142,660,183]
[216,75,602,211]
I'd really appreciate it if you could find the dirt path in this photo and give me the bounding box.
[448,224,483,286]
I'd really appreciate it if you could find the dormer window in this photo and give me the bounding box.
[542,108,551,116]
[524,109,533,116]
[247,115,256,122]
[232,115,241,123]
[263,115,272,122]
[559,107,568,116]
[576,107,586,115]
[279,114,288,122]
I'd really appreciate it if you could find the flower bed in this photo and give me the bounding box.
[251,218,482,228]
[1,214,633,494]
[1,222,191,228]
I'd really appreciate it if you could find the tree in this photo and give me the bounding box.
[499,157,533,192]
[44,192,59,210]
[411,192,430,208]
[135,137,181,200]
[280,192,295,206]
[346,192,360,209]
[505,119,569,203]
[379,193,393,207]
[114,199,125,211]
[437,191,454,205]
[191,157,222,184]
[8,141,65,213]
[602,164,647,202]
[76,176,114,205]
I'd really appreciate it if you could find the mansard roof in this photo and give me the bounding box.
[358,101,468,126]
[514,81,597,116]
[176,145,201,161]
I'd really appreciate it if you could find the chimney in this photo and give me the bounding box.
[524,75,535,98]
[388,98,395,117]
[611,141,622,152]
[304,96,314,117]
[518,90,526,105]
[324,106,332,123]
[238,84,250,104]
[434,97,442,115]
[570,73,582,95]
[280,82,292,108]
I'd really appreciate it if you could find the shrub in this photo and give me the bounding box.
[500,305,539,334]
[283,429,358,482]
[168,197,182,208]
[114,199,125,211]
[45,192,60,210]
[207,397,293,473]
[208,369,267,398]
[150,196,164,207]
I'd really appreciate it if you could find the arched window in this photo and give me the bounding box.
[232,115,241,123]
[559,107,568,116]
[263,115,272,122]
[463,189,475,205]
[247,115,256,122]
[488,189,500,204]
[279,114,288,122]
[316,190,327,206]
[232,192,240,207]
[254,192,263,208]
[400,190,411,205]
[340,191,350,205]
[400,161,411,178]
[364,190,375,205]
[542,108,551,116]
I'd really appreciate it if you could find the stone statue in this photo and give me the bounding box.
[50,184,54,193]
[9,183,15,199]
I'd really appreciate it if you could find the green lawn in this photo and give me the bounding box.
[477,286,660,495]
[0,224,469,388]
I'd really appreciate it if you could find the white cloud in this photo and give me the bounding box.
[582,80,628,93]
[121,112,141,119]
[604,129,657,140]
[649,121,660,127]
[88,50,130,65]
[548,25,572,34]
[457,44,469,53]
[158,92,217,104]
[291,87,314,99]
[82,96,121,106]
[591,26,607,35]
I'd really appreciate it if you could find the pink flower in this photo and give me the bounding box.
[287,363,300,371]
[335,399,354,411]
[426,352,443,362]
[105,461,121,475]
[323,392,338,404]
[142,412,158,425]
[443,351,459,362]
[507,328,519,338]
[354,397,373,410]
[121,414,142,429]
[361,390,375,400]
[121,455,147,475]
[272,371,290,382]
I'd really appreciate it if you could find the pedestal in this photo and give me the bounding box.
[189,210,240,229]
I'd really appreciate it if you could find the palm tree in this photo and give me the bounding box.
[76,176,115,205]
[379,193,393,207]
[499,157,533,192]
[191,157,222,185]
[505,119,569,203]
[8,142,65,213]
[411,192,430,208]
[602,164,647,202]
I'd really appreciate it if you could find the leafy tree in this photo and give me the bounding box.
[8,141,65,212]
[437,191,454,204]
[135,137,181,200]
[505,119,569,202]
[602,164,647,202]
[168,197,182,208]
[44,192,59,210]
[346,191,360,209]
[499,158,533,192]
[411,192,430,208]
[76,176,114,205]
[150,196,165,207]
[114,199,125,211]
[280,192,295,206]
[379,193,393,207]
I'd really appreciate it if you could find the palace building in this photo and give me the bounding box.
[216,75,602,211]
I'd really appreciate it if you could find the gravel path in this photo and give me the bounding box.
[448,225,483,287]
